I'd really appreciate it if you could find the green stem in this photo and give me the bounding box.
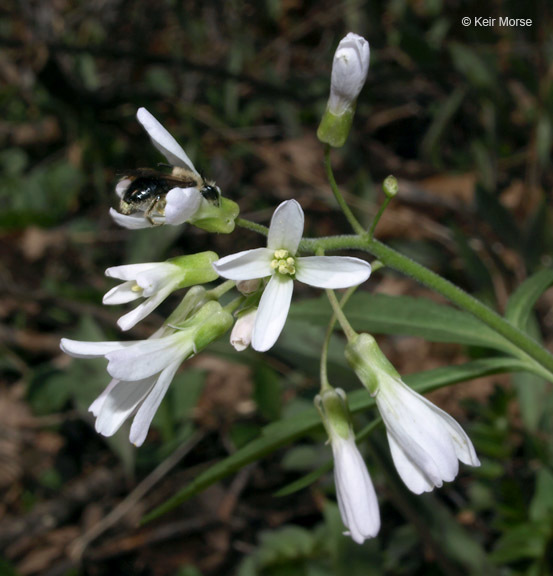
[325,289,357,342]
[368,197,392,239]
[232,205,553,379]
[320,287,358,392]
[323,145,365,235]
[207,279,236,300]
[300,234,553,379]
[223,295,244,315]
[236,217,269,236]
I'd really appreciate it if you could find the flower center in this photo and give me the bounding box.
[131,283,144,294]
[270,249,296,276]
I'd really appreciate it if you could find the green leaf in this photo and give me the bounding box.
[529,468,553,523]
[274,461,332,498]
[505,268,553,331]
[142,357,528,523]
[290,293,513,353]
[490,522,549,563]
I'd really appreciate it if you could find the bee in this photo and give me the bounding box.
[117,165,221,225]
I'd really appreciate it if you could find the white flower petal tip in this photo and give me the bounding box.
[115,179,131,198]
[376,377,480,494]
[333,436,380,543]
[102,262,183,330]
[267,199,304,254]
[296,256,371,289]
[136,108,198,173]
[109,208,157,229]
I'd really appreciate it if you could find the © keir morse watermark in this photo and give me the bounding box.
[461,16,533,27]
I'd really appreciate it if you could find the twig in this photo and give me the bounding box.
[69,431,204,560]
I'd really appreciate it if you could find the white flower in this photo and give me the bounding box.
[60,330,194,446]
[60,301,232,445]
[102,252,219,331]
[376,376,480,494]
[316,388,380,544]
[333,434,381,544]
[212,200,371,352]
[230,308,257,351]
[328,33,370,116]
[103,262,184,331]
[112,107,204,229]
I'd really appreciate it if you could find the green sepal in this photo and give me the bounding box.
[317,105,355,148]
[345,333,401,395]
[191,197,240,234]
[315,388,351,441]
[169,251,219,288]
[192,301,234,350]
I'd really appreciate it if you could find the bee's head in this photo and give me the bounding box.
[200,182,222,206]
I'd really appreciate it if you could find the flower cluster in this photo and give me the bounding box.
[60,31,482,548]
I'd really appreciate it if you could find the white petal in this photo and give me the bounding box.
[213,248,273,281]
[135,264,179,296]
[136,107,199,174]
[109,208,158,229]
[252,275,294,352]
[129,360,181,446]
[117,288,173,331]
[230,308,257,351]
[105,331,192,381]
[93,376,156,437]
[415,396,480,467]
[103,281,143,305]
[387,432,436,494]
[333,436,380,542]
[89,379,119,417]
[164,187,203,225]
[267,200,304,254]
[60,338,131,358]
[115,179,131,198]
[376,377,463,492]
[105,263,161,281]
[295,256,371,288]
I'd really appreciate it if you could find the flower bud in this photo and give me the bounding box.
[382,175,398,198]
[230,308,257,351]
[236,278,261,295]
[315,388,380,543]
[317,33,370,147]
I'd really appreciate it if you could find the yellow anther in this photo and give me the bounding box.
[131,283,143,293]
[271,249,296,276]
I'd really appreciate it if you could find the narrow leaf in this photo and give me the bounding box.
[290,293,513,353]
[504,268,553,331]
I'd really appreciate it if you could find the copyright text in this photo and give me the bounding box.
[462,17,533,27]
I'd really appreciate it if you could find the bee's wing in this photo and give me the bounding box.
[137,108,200,177]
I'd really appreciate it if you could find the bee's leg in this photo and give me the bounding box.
[144,196,166,226]
[144,198,160,226]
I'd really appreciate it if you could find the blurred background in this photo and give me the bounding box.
[1,0,552,574]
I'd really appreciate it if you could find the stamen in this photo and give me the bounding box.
[271,250,296,276]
